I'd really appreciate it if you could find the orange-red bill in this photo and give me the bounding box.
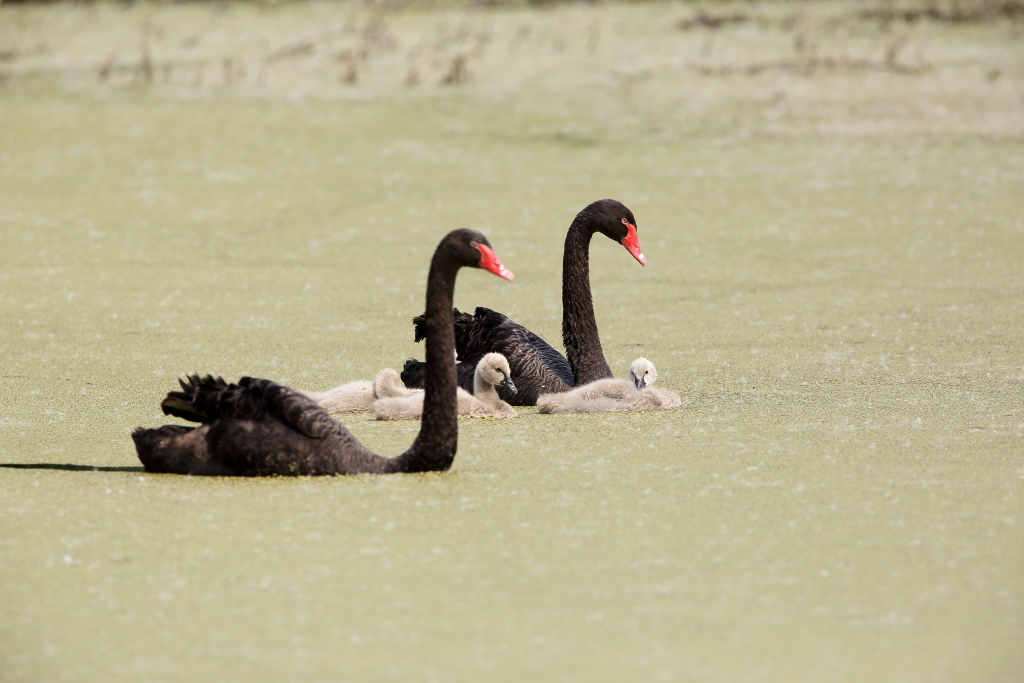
[622,222,646,266]
[476,243,515,281]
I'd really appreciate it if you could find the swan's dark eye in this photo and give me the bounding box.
[621,218,628,225]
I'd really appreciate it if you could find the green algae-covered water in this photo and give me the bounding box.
[1,2,1022,681]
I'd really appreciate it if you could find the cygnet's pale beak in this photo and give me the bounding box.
[634,373,648,391]
[503,373,518,394]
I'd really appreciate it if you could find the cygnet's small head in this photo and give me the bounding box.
[479,352,517,393]
[629,357,657,391]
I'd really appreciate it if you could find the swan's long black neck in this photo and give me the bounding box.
[562,220,613,386]
[392,253,459,473]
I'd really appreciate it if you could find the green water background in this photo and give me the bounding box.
[1,2,1022,681]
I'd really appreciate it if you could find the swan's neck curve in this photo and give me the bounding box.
[393,254,459,472]
[562,221,613,385]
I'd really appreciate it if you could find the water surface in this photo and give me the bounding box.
[1,2,1022,681]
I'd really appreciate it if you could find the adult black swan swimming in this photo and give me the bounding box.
[401,199,645,405]
[131,229,514,476]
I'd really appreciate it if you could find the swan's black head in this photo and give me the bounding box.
[440,229,515,281]
[580,199,645,266]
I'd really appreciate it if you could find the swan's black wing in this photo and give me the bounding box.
[403,307,575,406]
[401,358,477,394]
[238,377,344,440]
[410,308,479,347]
[463,307,575,385]
[161,375,341,440]
[455,307,575,405]
[143,375,381,476]
[402,308,478,392]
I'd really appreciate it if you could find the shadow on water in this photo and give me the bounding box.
[1,463,145,473]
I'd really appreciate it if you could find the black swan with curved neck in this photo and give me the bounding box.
[131,229,514,476]
[400,199,644,405]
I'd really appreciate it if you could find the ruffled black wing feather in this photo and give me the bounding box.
[402,306,575,405]
[160,375,340,440]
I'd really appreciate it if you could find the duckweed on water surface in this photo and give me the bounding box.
[1,1,1022,681]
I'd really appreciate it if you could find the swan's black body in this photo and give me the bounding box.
[401,199,644,405]
[132,229,512,476]
[400,306,575,403]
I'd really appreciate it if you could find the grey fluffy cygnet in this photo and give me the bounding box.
[373,353,518,420]
[302,367,415,415]
[536,357,681,414]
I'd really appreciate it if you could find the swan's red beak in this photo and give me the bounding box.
[476,243,515,282]
[622,222,646,266]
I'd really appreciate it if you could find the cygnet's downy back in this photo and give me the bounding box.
[536,357,680,414]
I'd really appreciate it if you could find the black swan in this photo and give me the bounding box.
[400,198,645,405]
[300,367,413,415]
[536,358,681,414]
[373,352,518,420]
[131,229,514,476]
